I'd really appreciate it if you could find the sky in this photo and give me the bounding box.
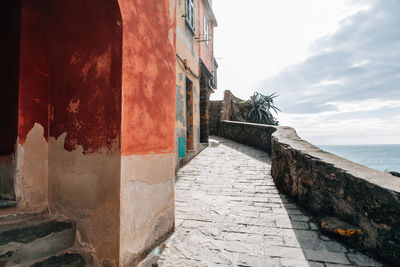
[211,0,400,145]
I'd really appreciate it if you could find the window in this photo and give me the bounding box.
[204,15,209,46]
[186,0,194,30]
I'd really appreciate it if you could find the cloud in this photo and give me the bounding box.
[258,0,400,144]
[312,79,345,87]
[211,0,369,100]
[280,109,400,145]
[327,99,400,113]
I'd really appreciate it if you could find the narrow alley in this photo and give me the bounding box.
[157,137,382,266]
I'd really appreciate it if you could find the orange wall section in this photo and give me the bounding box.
[119,0,177,156]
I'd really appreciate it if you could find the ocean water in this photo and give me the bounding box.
[319,144,400,173]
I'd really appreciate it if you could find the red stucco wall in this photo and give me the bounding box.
[18,1,123,263]
[119,0,176,156]
[18,0,50,145]
[19,0,122,154]
[199,0,214,74]
[15,0,176,264]
[19,0,176,155]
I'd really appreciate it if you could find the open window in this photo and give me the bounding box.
[186,0,195,31]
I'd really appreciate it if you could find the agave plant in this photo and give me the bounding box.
[247,92,280,125]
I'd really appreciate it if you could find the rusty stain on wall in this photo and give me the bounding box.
[66,98,79,114]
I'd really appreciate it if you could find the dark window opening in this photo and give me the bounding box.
[0,0,21,203]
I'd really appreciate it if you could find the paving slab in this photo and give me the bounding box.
[157,137,383,266]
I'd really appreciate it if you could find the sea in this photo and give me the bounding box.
[319,144,400,173]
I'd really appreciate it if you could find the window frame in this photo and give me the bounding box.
[204,14,209,46]
[186,0,195,32]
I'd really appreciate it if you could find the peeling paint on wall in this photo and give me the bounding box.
[169,0,175,21]
[15,123,48,209]
[12,1,177,266]
[17,1,123,264]
[176,85,185,125]
[66,99,79,114]
[177,28,195,56]
[193,85,199,113]
[19,0,122,155]
[48,130,121,263]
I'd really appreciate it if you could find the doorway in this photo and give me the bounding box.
[0,0,21,203]
[186,78,194,151]
[199,88,209,143]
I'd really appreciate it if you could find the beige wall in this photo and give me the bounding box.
[120,154,175,265]
[175,0,201,169]
[48,132,121,265]
[15,123,48,211]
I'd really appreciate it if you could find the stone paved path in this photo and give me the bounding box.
[158,137,382,266]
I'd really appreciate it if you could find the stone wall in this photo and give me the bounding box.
[220,90,244,121]
[209,90,249,137]
[217,120,400,264]
[218,121,276,154]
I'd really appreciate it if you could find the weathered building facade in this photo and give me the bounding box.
[175,0,217,169]
[0,0,176,266]
[199,0,218,143]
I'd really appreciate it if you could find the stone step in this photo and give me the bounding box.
[29,253,85,267]
[0,216,76,266]
[0,200,17,209]
[0,210,49,225]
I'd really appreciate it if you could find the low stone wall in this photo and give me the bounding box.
[217,120,400,264]
[218,120,276,154]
